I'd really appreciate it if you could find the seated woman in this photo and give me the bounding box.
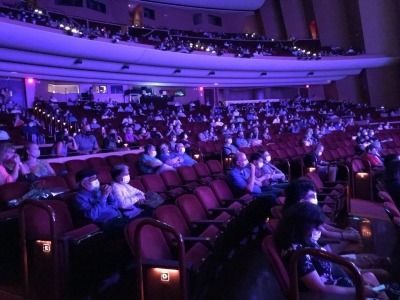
[275,202,388,299]
[111,164,153,218]
[0,143,23,185]
[158,143,180,169]
[21,142,55,180]
[51,132,78,157]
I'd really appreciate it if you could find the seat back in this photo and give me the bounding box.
[194,186,221,211]
[161,170,184,188]
[193,162,211,178]
[176,194,207,226]
[106,155,125,167]
[378,191,395,204]
[0,181,31,211]
[19,200,75,300]
[141,174,167,193]
[129,179,146,192]
[205,160,224,174]
[209,180,234,203]
[261,235,290,296]
[65,159,88,172]
[154,205,192,243]
[34,175,70,192]
[125,218,188,300]
[86,157,108,168]
[177,166,198,183]
[49,162,67,176]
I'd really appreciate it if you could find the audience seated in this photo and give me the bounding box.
[73,169,130,239]
[139,144,175,175]
[275,202,388,299]
[20,142,55,181]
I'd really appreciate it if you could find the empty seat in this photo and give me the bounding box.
[49,162,67,176]
[205,160,225,179]
[106,155,125,167]
[160,170,197,194]
[86,157,110,172]
[124,218,210,300]
[178,166,212,185]
[65,159,88,172]
[141,174,178,201]
[19,200,103,300]
[0,181,31,211]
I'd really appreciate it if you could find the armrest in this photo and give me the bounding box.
[207,207,238,214]
[0,209,18,222]
[142,258,193,270]
[182,236,213,248]
[62,223,103,244]
[191,220,227,230]
[221,198,250,205]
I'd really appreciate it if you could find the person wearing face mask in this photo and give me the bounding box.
[275,202,388,299]
[20,142,55,180]
[260,150,287,183]
[170,143,196,167]
[139,144,175,175]
[111,164,153,218]
[223,135,238,156]
[74,169,130,239]
[0,143,23,185]
[226,152,277,211]
[103,129,122,151]
[249,152,285,197]
[74,124,99,154]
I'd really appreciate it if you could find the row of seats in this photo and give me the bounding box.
[7,175,267,299]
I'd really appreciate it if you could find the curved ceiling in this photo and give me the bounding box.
[130,0,266,11]
[0,19,399,87]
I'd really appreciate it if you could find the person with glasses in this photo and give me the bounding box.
[73,169,130,239]
[275,202,387,299]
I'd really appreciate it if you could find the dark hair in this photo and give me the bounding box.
[249,152,263,163]
[144,144,155,153]
[283,179,316,211]
[274,202,325,250]
[179,132,186,140]
[111,164,128,181]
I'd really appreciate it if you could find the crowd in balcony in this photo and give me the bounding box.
[0,2,362,60]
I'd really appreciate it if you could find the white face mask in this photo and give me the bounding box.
[122,175,130,184]
[311,228,322,242]
[227,139,232,144]
[150,150,157,157]
[179,148,185,154]
[309,197,318,205]
[258,162,264,169]
[90,179,100,190]
[265,155,271,162]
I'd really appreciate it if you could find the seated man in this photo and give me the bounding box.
[73,169,130,239]
[139,144,175,174]
[74,124,100,154]
[235,131,249,148]
[226,152,277,215]
[169,143,196,167]
[260,150,287,182]
[222,135,239,156]
[362,145,384,169]
[304,144,337,182]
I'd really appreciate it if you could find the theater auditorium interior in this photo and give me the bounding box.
[0,0,400,299]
